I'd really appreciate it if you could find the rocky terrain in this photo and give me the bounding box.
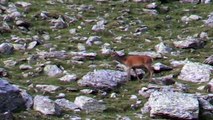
[0,0,213,120]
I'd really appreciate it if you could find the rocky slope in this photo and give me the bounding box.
[0,0,213,120]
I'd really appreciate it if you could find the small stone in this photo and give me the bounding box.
[59,74,77,82]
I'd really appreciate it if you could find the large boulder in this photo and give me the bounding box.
[142,91,199,120]
[74,96,106,113]
[78,69,127,90]
[173,36,205,49]
[0,43,14,54]
[178,62,213,83]
[33,95,61,115]
[0,79,32,112]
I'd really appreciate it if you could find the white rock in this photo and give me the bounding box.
[59,74,77,82]
[44,65,63,77]
[33,95,61,115]
[178,62,213,83]
[74,96,106,113]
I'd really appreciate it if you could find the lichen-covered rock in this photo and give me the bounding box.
[178,62,213,83]
[78,69,127,90]
[142,91,199,120]
[33,95,61,115]
[74,96,106,113]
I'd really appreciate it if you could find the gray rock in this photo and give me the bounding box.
[204,12,213,27]
[143,91,199,120]
[13,44,26,51]
[86,36,101,46]
[206,79,213,92]
[27,41,38,50]
[80,89,95,94]
[56,93,66,98]
[0,111,14,120]
[35,84,60,93]
[153,62,172,72]
[44,65,63,77]
[173,36,205,49]
[0,0,8,5]
[19,64,32,70]
[181,15,202,23]
[92,20,106,32]
[33,95,61,115]
[138,86,159,98]
[70,51,97,59]
[59,74,77,82]
[78,69,127,90]
[197,94,213,117]
[0,22,11,33]
[200,0,212,4]
[174,82,190,92]
[146,2,157,9]
[143,9,158,15]
[15,1,31,8]
[19,89,33,110]
[3,59,17,68]
[50,15,67,29]
[74,96,106,113]
[69,116,82,120]
[155,42,172,55]
[133,0,154,3]
[0,43,14,54]
[69,28,77,34]
[55,98,80,111]
[77,43,86,51]
[178,62,213,83]
[204,55,213,65]
[15,20,31,30]
[152,74,175,85]
[37,51,70,59]
[0,79,29,112]
[170,59,189,68]
[100,43,112,55]
[0,67,8,77]
[180,0,200,3]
